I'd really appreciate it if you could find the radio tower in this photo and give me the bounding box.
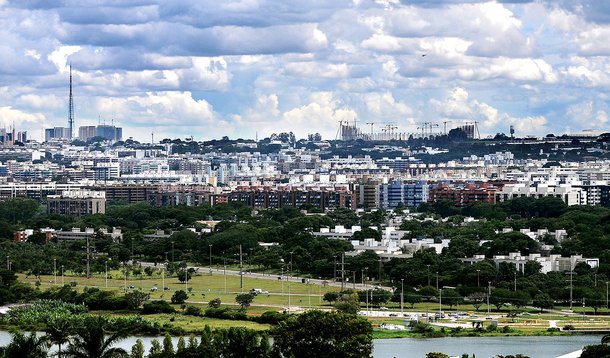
[68,65,74,140]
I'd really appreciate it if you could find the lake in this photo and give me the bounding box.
[373,335,603,358]
[0,331,602,357]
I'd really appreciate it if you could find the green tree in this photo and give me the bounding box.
[64,316,128,358]
[1,331,50,358]
[235,293,255,309]
[426,353,450,358]
[44,316,73,358]
[130,339,144,358]
[467,292,486,311]
[334,291,361,315]
[171,290,188,304]
[124,291,150,310]
[272,310,373,358]
[162,333,174,355]
[208,298,221,308]
[441,288,463,310]
[532,293,554,313]
[323,291,339,304]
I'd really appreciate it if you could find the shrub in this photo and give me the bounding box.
[184,305,202,317]
[563,324,575,331]
[204,307,248,321]
[142,300,176,314]
[208,298,221,308]
[253,311,289,324]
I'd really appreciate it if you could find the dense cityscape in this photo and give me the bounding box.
[3,0,610,357]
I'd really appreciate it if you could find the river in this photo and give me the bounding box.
[0,331,601,357]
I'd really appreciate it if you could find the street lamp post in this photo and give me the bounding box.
[209,244,213,275]
[333,256,337,283]
[606,281,608,311]
[105,260,108,288]
[487,281,491,318]
[400,278,404,314]
[513,271,517,292]
[427,265,430,286]
[477,269,480,288]
[439,288,442,316]
[606,281,609,311]
[364,267,369,315]
[436,272,439,290]
[6,256,9,270]
[53,259,57,285]
[172,242,175,263]
[61,265,64,286]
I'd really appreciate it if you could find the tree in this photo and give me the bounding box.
[177,269,192,283]
[334,291,361,315]
[426,353,450,358]
[272,310,373,358]
[171,290,188,304]
[467,292,486,311]
[441,288,463,310]
[490,288,512,311]
[235,293,254,309]
[124,291,150,310]
[64,316,128,358]
[208,298,222,308]
[404,293,422,308]
[532,293,554,313]
[130,339,144,358]
[2,331,50,358]
[45,316,73,358]
[162,333,174,355]
[419,286,438,302]
[323,291,339,304]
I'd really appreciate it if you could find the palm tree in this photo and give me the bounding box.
[64,316,128,358]
[45,316,73,358]
[1,331,50,358]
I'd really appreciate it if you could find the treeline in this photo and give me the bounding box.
[0,309,373,358]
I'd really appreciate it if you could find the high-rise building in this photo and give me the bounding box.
[45,127,70,142]
[78,126,97,141]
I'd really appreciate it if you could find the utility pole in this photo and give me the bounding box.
[570,263,574,309]
[86,237,90,279]
[341,253,345,291]
[487,281,491,318]
[239,244,243,290]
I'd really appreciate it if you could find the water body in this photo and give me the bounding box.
[373,335,603,358]
[0,331,601,357]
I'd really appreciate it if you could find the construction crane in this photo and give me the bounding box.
[381,124,399,140]
[335,120,345,140]
[416,122,431,138]
[427,123,439,137]
[365,122,377,136]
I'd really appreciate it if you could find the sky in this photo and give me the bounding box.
[1,0,610,142]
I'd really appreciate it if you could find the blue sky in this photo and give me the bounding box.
[1,0,609,141]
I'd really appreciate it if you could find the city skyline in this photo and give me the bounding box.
[1,1,610,142]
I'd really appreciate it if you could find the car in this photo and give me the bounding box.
[150,287,158,291]
[128,285,135,289]
[163,287,171,291]
[250,288,269,295]
[389,313,398,317]
[379,307,388,311]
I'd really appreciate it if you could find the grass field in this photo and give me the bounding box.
[19,271,610,335]
[22,270,338,311]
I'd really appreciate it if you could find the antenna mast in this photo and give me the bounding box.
[68,65,74,140]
